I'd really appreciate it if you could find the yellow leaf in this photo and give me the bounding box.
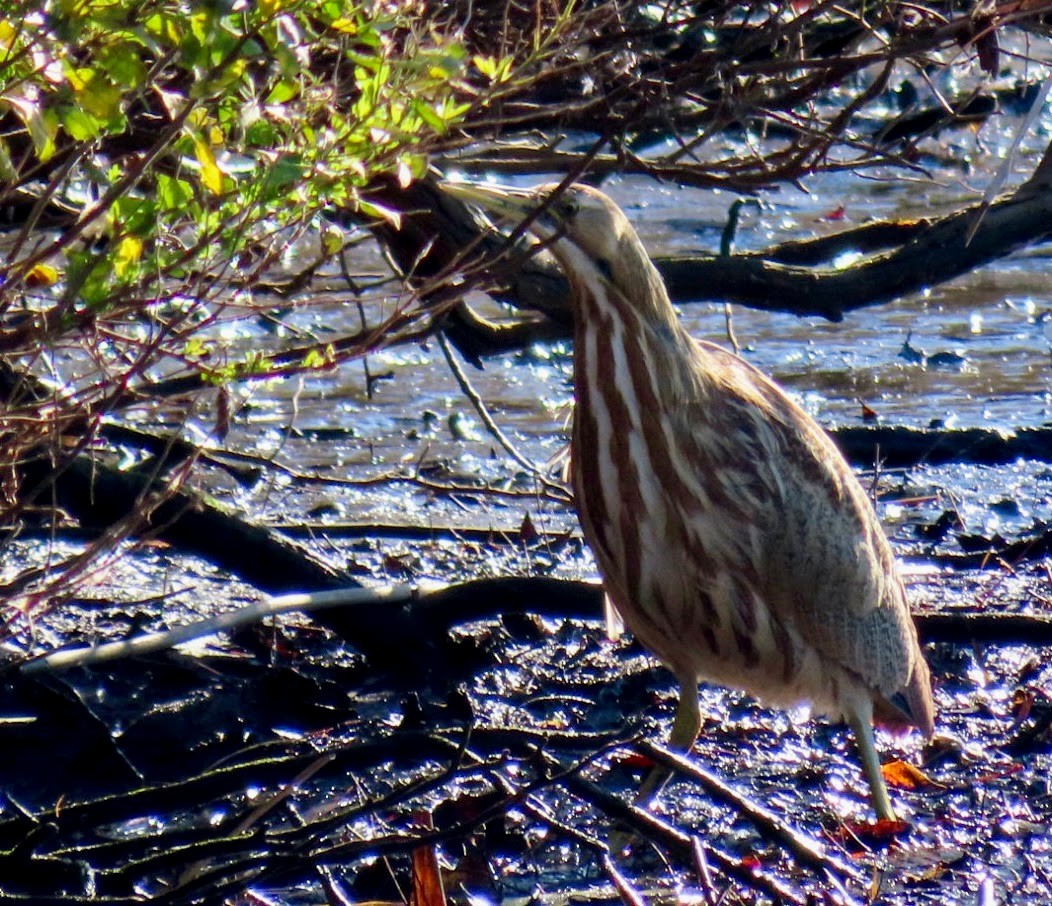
[192,136,224,195]
[187,107,209,129]
[113,236,142,277]
[66,67,91,92]
[330,18,357,34]
[25,263,59,287]
[473,55,496,78]
[78,78,122,120]
[0,20,16,51]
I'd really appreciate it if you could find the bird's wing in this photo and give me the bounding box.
[677,341,920,702]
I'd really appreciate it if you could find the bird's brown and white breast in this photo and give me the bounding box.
[574,327,926,724]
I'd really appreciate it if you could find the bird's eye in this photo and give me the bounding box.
[558,198,579,219]
[595,258,613,281]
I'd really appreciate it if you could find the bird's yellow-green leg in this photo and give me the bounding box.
[848,706,897,821]
[611,679,702,852]
[635,678,702,807]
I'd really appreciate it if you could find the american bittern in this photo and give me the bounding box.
[445,181,935,821]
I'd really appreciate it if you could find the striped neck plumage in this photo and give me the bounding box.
[554,237,682,339]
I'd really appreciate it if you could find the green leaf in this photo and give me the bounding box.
[109,195,157,236]
[0,94,55,159]
[98,43,147,88]
[402,153,428,180]
[320,224,344,256]
[494,56,514,82]
[442,99,472,121]
[302,345,335,369]
[183,337,211,358]
[410,99,447,134]
[156,173,194,209]
[266,79,299,104]
[77,76,123,122]
[61,106,100,141]
[143,12,183,46]
[357,198,402,229]
[261,155,305,195]
[245,118,279,146]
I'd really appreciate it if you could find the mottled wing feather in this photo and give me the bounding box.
[675,341,925,711]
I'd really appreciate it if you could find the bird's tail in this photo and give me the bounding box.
[875,654,935,738]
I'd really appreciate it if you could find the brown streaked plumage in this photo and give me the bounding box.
[444,180,935,822]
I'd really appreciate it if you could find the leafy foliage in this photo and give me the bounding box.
[0,0,505,613]
[0,0,473,322]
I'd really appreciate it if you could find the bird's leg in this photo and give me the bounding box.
[611,679,701,853]
[847,702,897,822]
[634,678,702,808]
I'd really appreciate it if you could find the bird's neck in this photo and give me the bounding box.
[570,276,696,423]
[571,265,688,359]
[560,243,682,334]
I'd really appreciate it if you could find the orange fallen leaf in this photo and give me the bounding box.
[1011,688,1036,723]
[740,853,763,872]
[882,759,935,790]
[838,815,911,845]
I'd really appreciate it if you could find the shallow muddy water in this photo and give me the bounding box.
[5,101,1052,906]
[208,107,1052,551]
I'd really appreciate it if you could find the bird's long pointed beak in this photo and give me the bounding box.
[442,181,541,221]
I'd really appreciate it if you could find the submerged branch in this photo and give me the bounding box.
[21,573,1052,676]
[658,176,1052,320]
[373,162,1052,356]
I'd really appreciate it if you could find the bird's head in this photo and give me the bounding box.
[443,181,664,312]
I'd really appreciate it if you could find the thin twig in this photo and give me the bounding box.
[637,740,863,886]
[967,78,1052,244]
[19,582,436,674]
[692,836,720,906]
[562,771,811,906]
[437,329,570,504]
